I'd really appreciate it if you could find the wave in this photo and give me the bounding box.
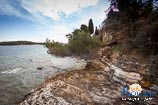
[1,68,22,74]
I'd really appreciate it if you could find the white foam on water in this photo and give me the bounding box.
[1,68,22,74]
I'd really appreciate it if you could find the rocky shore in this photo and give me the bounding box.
[19,47,158,105]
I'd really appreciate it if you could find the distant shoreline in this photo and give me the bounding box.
[0,41,44,46]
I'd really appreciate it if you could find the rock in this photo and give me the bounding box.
[37,67,43,70]
[86,60,106,70]
[106,63,142,84]
[102,32,113,45]
[149,85,158,92]
[139,80,152,88]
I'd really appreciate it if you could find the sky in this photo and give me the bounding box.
[0,0,110,43]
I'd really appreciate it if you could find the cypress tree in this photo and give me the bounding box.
[95,26,99,35]
[88,18,94,34]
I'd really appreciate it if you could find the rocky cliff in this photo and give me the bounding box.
[19,46,158,105]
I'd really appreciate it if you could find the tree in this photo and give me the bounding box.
[143,0,153,16]
[95,26,99,35]
[66,34,72,41]
[80,24,88,32]
[88,18,94,34]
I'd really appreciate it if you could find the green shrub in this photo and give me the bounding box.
[45,40,70,56]
[49,45,70,56]
[45,38,54,48]
[45,24,101,56]
[68,29,101,55]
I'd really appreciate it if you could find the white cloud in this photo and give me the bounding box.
[0,0,22,17]
[0,0,35,21]
[49,25,72,43]
[21,0,99,20]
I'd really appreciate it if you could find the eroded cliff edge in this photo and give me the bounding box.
[19,47,158,105]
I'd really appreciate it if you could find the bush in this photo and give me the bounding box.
[45,40,70,56]
[45,39,54,48]
[45,24,101,56]
[68,30,101,55]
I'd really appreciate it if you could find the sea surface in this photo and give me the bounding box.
[0,45,86,105]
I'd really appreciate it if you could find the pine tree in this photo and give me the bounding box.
[88,18,94,34]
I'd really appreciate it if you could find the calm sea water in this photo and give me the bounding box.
[0,45,86,105]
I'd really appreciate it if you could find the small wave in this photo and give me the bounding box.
[1,68,22,74]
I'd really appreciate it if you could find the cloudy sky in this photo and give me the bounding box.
[0,0,110,43]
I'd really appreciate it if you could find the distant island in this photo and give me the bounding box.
[0,41,44,45]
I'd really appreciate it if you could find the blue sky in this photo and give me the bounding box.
[0,0,110,43]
